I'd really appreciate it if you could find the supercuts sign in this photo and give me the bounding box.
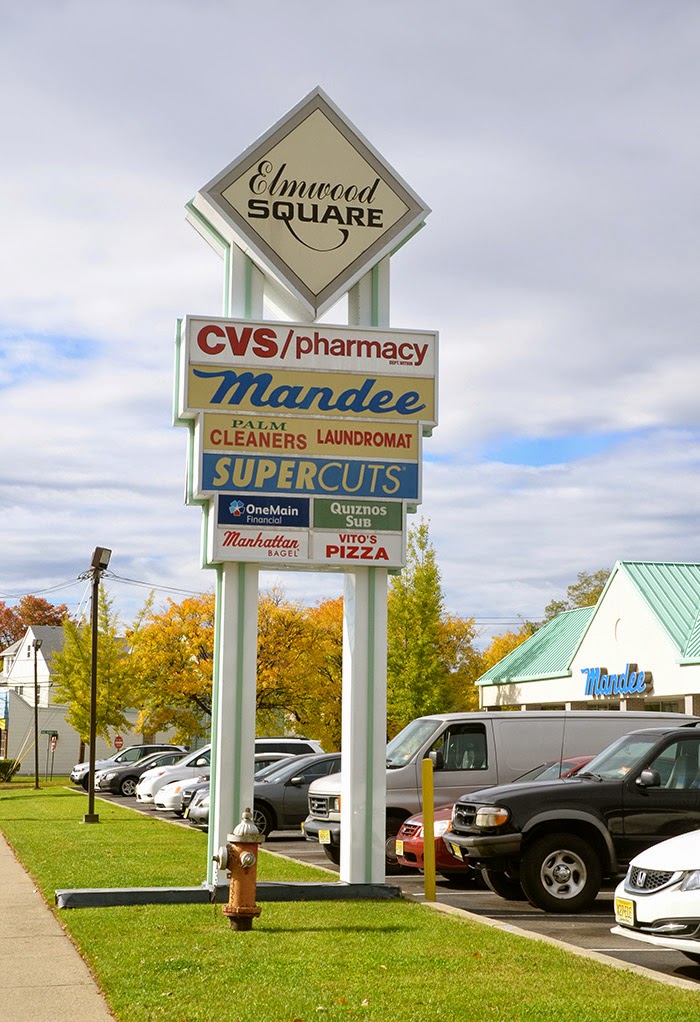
[192,88,430,318]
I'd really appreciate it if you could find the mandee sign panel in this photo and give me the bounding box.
[191,88,430,318]
[177,316,438,429]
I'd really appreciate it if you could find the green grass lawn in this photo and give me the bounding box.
[2,786,700,1022]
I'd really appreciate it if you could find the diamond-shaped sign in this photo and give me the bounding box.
[194,87,430,318]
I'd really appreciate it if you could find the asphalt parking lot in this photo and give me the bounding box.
[96,789,700,987]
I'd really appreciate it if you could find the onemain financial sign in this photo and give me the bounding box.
[190,87,430,319]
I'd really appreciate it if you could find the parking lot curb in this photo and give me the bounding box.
[55,880,402,909]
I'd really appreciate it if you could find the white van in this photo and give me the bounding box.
[303,709,698,868]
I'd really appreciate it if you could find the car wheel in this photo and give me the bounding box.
[520,832,602,913]
[119,777,137,797]
[81,776,89,791]
[481,868,527,901]
[252,801,274,837]
[322,844,341,865]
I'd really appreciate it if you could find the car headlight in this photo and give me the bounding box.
[681,870,700,892]
[417,820,451,838]
[103,772,117,781]
[474,805,510,828]
[330,796,341,813]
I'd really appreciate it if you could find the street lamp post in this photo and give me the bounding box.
[32,638,43,790]
[83,546,112,825]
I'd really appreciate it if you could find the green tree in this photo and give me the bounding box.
[386,519,480,735]
[543,569,610,622]
[51,589,133,744]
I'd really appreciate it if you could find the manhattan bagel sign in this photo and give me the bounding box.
[190,87,430,318]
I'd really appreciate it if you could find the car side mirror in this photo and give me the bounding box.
[427,750,444,771]
[637,768,661,788]
[288,775,305,786]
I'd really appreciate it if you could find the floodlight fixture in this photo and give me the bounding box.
[91,547,112,572]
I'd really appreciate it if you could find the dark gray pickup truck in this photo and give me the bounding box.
[444,722,700,913]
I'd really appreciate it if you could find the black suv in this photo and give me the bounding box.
[445,722,700,913]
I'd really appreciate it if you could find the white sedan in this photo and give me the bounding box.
[612,829,700,964]
[154,774,208,814]
[135,746,211,804]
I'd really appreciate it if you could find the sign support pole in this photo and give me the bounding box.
[340,257,391,884]
[208,242,263,884]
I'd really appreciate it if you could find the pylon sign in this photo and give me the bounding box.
[176,89,436,571]
[190,87,431,319]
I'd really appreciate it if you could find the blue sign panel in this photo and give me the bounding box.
[201,453,419,500]
[217,494,310,528]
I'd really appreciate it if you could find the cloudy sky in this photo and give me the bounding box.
[2,0,699,642]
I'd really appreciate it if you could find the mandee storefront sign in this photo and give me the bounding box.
[192,88,430,319]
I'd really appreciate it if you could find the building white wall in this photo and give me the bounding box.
[480,571,698,711]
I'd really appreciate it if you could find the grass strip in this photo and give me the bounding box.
[2,786,700,1022]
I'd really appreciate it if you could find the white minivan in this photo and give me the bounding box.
[303,709,697,869]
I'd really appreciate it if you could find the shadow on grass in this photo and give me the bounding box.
[256,923,413,934]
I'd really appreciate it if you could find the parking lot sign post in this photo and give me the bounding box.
[174,89,435,886]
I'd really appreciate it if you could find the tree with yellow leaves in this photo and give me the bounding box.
[127,592,215,744]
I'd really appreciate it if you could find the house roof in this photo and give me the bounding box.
[477,606,595,686]
[0,626,65,661]
[478,560,700,687]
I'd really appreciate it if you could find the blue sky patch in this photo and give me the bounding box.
[484,432,640,467]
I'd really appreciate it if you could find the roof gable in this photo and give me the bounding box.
[619,561,700,660]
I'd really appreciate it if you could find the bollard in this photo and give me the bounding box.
[214,807,265,931]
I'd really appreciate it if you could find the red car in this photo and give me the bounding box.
[396,756,593,880]
[396,804,469,880]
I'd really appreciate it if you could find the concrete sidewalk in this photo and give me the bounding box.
[0,835,114,1022]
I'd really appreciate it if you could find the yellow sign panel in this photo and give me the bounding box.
[186,365,436,426]
[201,413,420,461]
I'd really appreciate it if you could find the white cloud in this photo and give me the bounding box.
[2,0,700,642]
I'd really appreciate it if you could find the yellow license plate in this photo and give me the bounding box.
[615,897,635,926]
[395,840,404,856]
[446,841,463,860]
[319,829,331,844]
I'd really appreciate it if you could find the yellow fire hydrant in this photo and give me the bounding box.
[214,807,265,931]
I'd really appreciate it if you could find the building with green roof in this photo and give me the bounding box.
[477,561,700,716]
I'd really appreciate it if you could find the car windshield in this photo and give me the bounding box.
[386,718,441,769]
[254,759,292,779]
[576,733,662,780]
[256,755,317,783]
